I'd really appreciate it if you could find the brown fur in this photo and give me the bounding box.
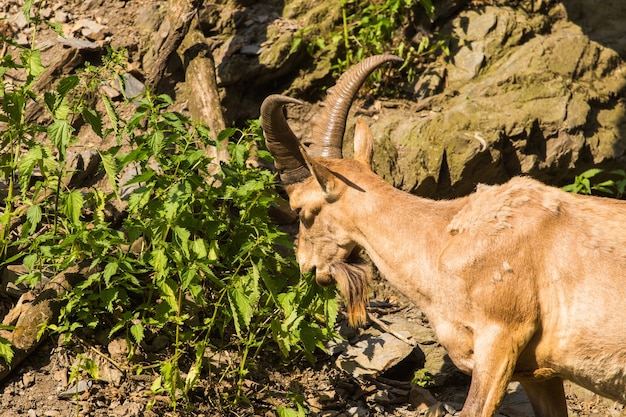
[283,119,626,417]
[329,258,371,327]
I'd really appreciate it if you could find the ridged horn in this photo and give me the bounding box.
[261,94,311,185]
[307,54,404,158]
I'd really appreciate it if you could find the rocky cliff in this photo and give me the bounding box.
[191,0,626,197]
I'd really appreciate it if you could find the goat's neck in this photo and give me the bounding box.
[349,183,465,306]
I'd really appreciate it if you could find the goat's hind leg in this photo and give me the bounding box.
[519,377,568,417]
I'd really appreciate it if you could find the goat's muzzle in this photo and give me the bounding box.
[314,267,336,287]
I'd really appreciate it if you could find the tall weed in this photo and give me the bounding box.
[0,6,338,411]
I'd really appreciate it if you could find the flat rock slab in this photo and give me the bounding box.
[334,314,438,378]
[336,331,416,377]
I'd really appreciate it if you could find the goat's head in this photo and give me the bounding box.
[261,55,403,326]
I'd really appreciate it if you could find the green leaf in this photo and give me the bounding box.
[82,106,103,138]
[290,36,302,54]
[150,248,167,275]
[277,407,305,417]
[103,261,119,285]
[180,268,198,291]
[191,239,207,259]
[228,285,254,337]
[102,93,120,134]
[45,20,65,37]
[62,190,84,225]
[581,168,604,178]
[0,337,15,364]
[48,119,73,160]
[17,145,42,186]
[130,322,145,345]
[22,253,37,270]
[217,127,237,143]
[26,49,45,79]
[57,75,80,97]
[173,226,191,257]
[157,278,179,314]
[25,204,42,232]
[99,151,119,195]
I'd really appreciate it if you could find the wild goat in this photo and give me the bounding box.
[260,54,626,417]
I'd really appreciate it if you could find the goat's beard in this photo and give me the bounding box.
[329,258,371,328]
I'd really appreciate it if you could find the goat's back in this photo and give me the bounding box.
[441,176,626,402]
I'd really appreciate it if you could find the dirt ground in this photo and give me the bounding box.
[1,0,626,416]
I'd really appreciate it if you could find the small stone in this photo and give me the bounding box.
[240,44,262,55]
[11,12,28,30]
[22,372,35,388]
[409,386,438,412]
[53,11,69,24]
[372,390,391,405]
[107,337,128,359]
[58,380,92,399]
[424,402,447,417]
[149,334,170,352]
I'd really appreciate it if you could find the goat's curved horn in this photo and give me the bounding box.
[261,94,311,185]
[307,54,404,158]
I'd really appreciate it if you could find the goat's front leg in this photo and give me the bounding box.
[459,326,525,417]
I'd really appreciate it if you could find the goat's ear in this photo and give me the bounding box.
[299,145,342,201]
[353,118,374,169]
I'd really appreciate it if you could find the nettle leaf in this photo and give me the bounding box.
[82,106,103,138]
[228,286,252,337]
[99,151,119,195]
[150,248,167,275]
[100,288,120,313]
[17,145,42,187]
[299,323,325,362]
[180,267,198,292]
[277,406,305,417]
[271,319,291,356]
[184,342,205,392]
[43,91,58,113]
[22,253,38,270]
[57,75,79,98]
[26,49,45,79]
[130,322,145,345]
[62,190,84,225]
[173,226,190,257]
[45,20,64,37]
[101,93,120,135]
[191,239,207,259]
[217,127,237,143]
[25,204,42,233]
[148,130,164,154]
[103,261,119,286]
[48,118,73,160]
[157,278,179,314]
[0,337,14,364]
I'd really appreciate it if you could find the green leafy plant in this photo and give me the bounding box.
[277,392,308,417]
[411,368,433,387]
[562,168,626,197]
[1,5,339,413]
[294,0,447,89]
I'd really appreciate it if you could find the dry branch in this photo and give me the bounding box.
[181,25,230,167]
[145,0,205,90]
